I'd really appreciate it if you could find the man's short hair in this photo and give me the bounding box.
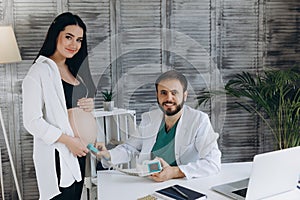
[155,70,188,92]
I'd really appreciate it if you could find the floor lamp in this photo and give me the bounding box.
[0,26,22,200]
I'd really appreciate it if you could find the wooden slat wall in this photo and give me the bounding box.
[265,0,300,69]
[218,0,262,162]
[115,0,163,122]
[170,0,212,113]
[67,0,111,108]
[0,64,14,200]
[260,0,300,153]
[0,0,3,22]
[0,0,14,191]
[0,0,299,198]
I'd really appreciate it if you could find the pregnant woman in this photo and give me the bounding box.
[22,12,97,200]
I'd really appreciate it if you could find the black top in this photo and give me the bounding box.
[62,76,88,109]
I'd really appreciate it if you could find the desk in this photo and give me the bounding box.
[97,162,300,200]
[83,108,136,199]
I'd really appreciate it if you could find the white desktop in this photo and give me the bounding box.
[97,162,300,200]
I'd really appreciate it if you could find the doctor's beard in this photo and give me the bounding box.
[157,97,185,116]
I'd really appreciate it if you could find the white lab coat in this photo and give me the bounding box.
[22,56,81,200]
[105,105,221,179]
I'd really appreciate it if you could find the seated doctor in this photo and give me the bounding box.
[95,70,221,181]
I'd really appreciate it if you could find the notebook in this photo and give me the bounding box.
[153,184,206,200]
[212,146,300,200]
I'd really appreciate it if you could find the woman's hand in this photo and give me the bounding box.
[58,134,89,157]
[149,157,185,182]
[77,97,94,112]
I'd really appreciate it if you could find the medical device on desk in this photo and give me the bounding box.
[87,144,162,177]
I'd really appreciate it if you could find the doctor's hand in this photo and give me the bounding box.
[95,142,111,161]
[77,97,94,112]
[149,157,185,182]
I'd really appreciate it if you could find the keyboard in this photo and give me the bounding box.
[232,188,248,197]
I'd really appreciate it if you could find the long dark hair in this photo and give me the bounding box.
[35,12,96,97]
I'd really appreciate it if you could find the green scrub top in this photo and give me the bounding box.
[151,120,178,166]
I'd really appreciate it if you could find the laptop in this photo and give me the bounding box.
[212,146,300,200]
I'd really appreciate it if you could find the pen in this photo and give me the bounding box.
[171,185,189,199]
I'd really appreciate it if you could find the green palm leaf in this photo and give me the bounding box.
[197,67,300,149]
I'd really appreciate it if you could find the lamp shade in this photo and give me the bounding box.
[0,26,22,64]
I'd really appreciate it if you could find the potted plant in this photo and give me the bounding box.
[197,68,300,150]
[101,89,114,111]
